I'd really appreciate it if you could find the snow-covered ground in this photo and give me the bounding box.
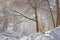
[0,26,60,40]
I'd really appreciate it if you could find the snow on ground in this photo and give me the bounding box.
[0,26,60,40]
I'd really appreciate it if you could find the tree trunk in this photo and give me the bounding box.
[56,0,60,27]
[47,0,55,28]
[34,0,39,32]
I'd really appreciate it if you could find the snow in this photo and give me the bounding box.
[42,26,60,40]
[19,26,60,40]
[20,36,29,40]
[0,26,60,40]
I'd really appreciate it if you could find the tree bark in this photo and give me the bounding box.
[47,0,55,28]
[34,0,39,32]
[56,0,60,27]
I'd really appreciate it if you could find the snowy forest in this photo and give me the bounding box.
[0,0,60,40]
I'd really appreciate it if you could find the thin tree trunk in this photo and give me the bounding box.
[56,0,60,27]
[34,0,39,32]
[47,0,55,28]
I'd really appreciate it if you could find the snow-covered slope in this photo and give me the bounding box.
[38,26,60,40]
[20,26,60,40]
[0,26,60,40]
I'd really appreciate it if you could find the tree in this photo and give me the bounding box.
[11,0,45,33]
[47,0,55,28]
[56,0,60,27]
[8,0,56,33]
[3,0,57,33]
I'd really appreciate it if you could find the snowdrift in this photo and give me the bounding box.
[0,26,60,40]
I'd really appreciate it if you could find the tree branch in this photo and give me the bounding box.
[12,10,36,21]
[28,0,35,10]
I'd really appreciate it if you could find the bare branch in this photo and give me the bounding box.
[12,9,36,21]
[28,0,35,10]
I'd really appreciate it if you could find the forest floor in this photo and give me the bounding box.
[0,26,60,40]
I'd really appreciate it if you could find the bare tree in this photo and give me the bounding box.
[56,0,60,27]
[11,0,44,33]
[47,0,55,28]
[9,0,54,33]
[5,0,57,33]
